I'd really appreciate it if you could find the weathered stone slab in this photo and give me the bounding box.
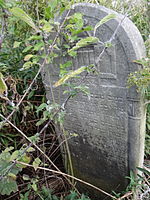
[41,3,146,199]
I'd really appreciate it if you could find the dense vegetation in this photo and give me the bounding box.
[0,0,149,199]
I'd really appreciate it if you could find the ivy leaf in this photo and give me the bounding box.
[0,72,7,95]
[54,66,86,87]
[10,7,39,32]
[94,14,116,36]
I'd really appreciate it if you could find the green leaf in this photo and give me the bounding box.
[68,13,84,30]
[54,66,86,87]
[0,72,7,95]
[13,41,22,48]
[20,155,31,164]
[42,23,53,33]
[68,37,98,54]
[0,177,18,195]
[44,7,52,19]
[10,7,39,32]
[33,158,41,171]
[22,61,33,70]
[8,173,17,180]
[28,133,40,144]
[22,45,33,53]
[137,167,150,176]
[36,119,46,126]
[33,42,44,51]
[0,0,5,8]
[27,90,34,100]
[94,14,116,36]
[48,0,58,11]
[60,61,72,76]
[27,35,43,41]
[32,181,38,192]
[36,103,47,112]
[23,174,30,181]
[24,54,34,61]
[26,147,35,153]
[10,150,19,161]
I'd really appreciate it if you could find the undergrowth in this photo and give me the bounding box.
[0,0,149,200]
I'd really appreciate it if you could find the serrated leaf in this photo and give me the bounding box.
[13,41,22,48]
[94,14,116,36]
[10,7,39,31]
[24,54,34,61]
[54,66,86,87]
[0,72,7,95]
[33,158,41,171]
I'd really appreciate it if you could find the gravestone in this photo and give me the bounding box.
[41,3,146,199]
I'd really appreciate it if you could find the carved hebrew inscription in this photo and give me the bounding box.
[75,45,117,79]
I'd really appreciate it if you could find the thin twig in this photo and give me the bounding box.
[0,113,77,191]
[13,160,117,199]
[0,113,62,172]
[144,100,150,105]
[117,191,133,200]
[0,9,71,129]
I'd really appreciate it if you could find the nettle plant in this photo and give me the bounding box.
[0,0,117,197]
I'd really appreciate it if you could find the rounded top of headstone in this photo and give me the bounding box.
[70,3,146,61]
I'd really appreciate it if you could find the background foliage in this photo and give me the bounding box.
[0,0,149,199]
